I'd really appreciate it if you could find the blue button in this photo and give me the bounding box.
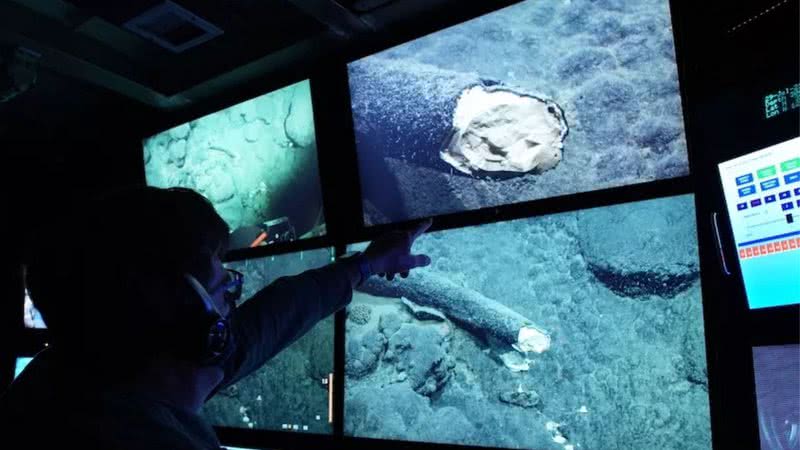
[737,202,748,211]
[795,187,800,196]
[760,178,780,190]
[736,174,754,185]
[785,172,800,184]
[738,185,757,197]
[751,199,762,207]
[782,202,794,211]
[780,191,791,200]
[797,200,800,208]
[765,195,777,203]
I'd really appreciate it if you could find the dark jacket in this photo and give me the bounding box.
[0,263,354,450]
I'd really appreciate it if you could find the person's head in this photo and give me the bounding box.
[25,186,234,379]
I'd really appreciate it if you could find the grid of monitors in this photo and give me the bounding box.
[203,247,336,435]
[123,1,787,448]
[143,80,326,250]
[718,136,800,309]
[752,345,800,450]
[344,194,712,449]
[349,0,689,225]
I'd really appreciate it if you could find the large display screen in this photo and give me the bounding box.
[752,345,800,450]
[350,0,689,225]
[344,194,711,449]
[203,248,335,434]
[14,357,33,380]
[144,80,325,249]
[718,137,800,309]
[23,287,46,329]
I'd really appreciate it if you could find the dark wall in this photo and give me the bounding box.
[0,69,153,389]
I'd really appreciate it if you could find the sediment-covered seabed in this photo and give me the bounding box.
[144,80,325,240]
[350,0,689,225]
[204,249,335,434]
[345,194,711,450]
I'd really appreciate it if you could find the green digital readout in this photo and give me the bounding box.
[765,82,800,119]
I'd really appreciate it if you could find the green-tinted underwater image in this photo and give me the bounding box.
[144,80,324,249]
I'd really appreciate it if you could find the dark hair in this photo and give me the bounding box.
[25,186,229,376]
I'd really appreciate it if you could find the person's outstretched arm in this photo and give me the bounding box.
[215,219,432,389]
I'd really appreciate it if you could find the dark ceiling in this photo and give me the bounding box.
[1,0,791,111]
[0,0,522,110]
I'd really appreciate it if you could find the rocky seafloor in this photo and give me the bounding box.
[144,80,325,238]
[345,194,712,449]
[204,248,335,434]
[350,0,689,225]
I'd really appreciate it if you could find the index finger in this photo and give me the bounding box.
[409,218,433,241]
[397,254,431,271]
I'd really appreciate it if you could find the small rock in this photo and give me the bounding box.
[401,297,446,322]
[499,389,540,408]
[167,139,187,167]
[499,351,530,372]
[345,328,386,379]
[379,312,405,336]
[348,304,372,325]
[219,384,239,397]
[386,323,452,396]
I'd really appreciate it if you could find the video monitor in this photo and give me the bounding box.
[223,447,273,450]
[718,136,800,309]
[14,357,33,380]
[203,247,336,434]
[752,345,800,450]
[344,194,711,449]
[144,80,326,250]
[23,287,46,329]
[350,0,689,225]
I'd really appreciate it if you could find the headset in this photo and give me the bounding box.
[183,272,239,365]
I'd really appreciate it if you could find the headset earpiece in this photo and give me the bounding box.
[184,273,231,364]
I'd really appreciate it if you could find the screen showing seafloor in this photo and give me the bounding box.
[350,0,689,225]
[753,344,800,450]
[144,80,325,249]
[204,248,335,434]
[344,194,711,449]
